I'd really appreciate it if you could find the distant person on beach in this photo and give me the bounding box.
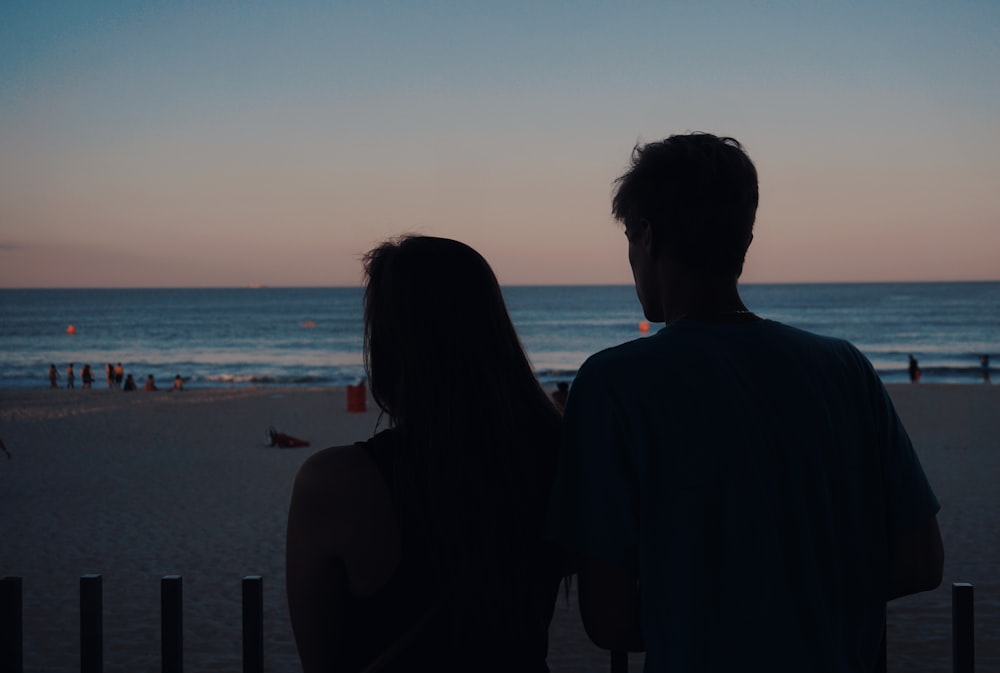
[114,362,124,388]
[106,363,115,389]
[546,133,943,672]
[81,364,94,389]
[172,374,185,391]
[982,354,991,384]
[908,354,922,383]
[65,363,75,389]
[268,425,310,448]
[287,235,566,673]
[48,364,59,388]
[144,374,158,391]
[551,381,569,410]
[122,373,136,391]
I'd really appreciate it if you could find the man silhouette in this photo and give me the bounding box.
[548,133,943,672]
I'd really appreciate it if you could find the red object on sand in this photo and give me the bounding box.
[347,383,366,412]
[275,434,310,448]
[268,426,310,448]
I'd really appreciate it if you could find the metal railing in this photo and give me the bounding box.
[1,574,264,673]
[0,576,975,672]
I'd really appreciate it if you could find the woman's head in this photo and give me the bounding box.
[360,235,562,640]
[363,235,537,424]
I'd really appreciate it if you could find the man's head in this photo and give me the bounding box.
[612,133,758,280]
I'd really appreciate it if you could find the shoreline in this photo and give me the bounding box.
[1,384,998,672]
[2,363,995,390]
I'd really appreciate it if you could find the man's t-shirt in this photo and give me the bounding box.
[548,319,939,672]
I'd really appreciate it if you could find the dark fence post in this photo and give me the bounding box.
[161,576,183,673]
[0,577,23,673]
[952,582,973,673]
[80,574,103,673]
[242,576,264,673]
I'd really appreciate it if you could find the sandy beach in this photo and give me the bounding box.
[1,384,997,672]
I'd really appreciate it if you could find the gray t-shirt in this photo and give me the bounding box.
[548,319,939,672]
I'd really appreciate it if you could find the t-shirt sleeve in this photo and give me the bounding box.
[546,362,639,568]
[868,364,940,536]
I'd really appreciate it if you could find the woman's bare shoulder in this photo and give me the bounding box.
[290,441,400,593]
[294,443,382,503]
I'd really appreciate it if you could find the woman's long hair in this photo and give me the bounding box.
[362,235,561,647]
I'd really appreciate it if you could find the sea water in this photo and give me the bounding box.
[0,282,997,389]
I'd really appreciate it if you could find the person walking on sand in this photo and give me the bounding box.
[908,354,922,383]
[48,364,59,388]
[66,363,75,389]
[547,133,943,672]
[287,236,567,673]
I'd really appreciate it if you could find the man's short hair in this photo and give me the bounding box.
[612,132,759,277]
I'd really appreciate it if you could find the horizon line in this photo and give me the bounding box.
[2,279,999,291]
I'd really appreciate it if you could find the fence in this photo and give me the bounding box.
[0,576,975,673]
[0,575,263,673]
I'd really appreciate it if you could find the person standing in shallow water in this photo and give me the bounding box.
[908,354,922,383]
[982,354,991,384]
[286,235,567,673]
[48,364,59,388]
[81,364,94,389]
[65,363,75,389]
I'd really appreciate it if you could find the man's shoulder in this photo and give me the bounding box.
[577,319,868,381]
[763,320,868,359]
[578,336,656,377]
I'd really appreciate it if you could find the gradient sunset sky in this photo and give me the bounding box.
[2,1,998,288]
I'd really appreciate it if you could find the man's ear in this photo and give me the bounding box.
[637,219,657,257]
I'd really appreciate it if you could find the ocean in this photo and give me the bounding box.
[1,282,997,389]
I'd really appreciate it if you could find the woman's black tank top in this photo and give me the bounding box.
[340,428,563,673]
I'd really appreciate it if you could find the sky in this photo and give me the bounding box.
[2,1,998,288]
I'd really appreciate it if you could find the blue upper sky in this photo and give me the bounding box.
[2,1,998,287]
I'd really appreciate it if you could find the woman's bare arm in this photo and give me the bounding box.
[286,444,401,672]
[286,449,350,673]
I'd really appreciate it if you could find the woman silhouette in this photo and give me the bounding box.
[286,236,566,672]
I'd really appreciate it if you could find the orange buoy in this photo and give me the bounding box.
[301,321,316,328]
[66,325,77,335]
[638,321,650,333]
